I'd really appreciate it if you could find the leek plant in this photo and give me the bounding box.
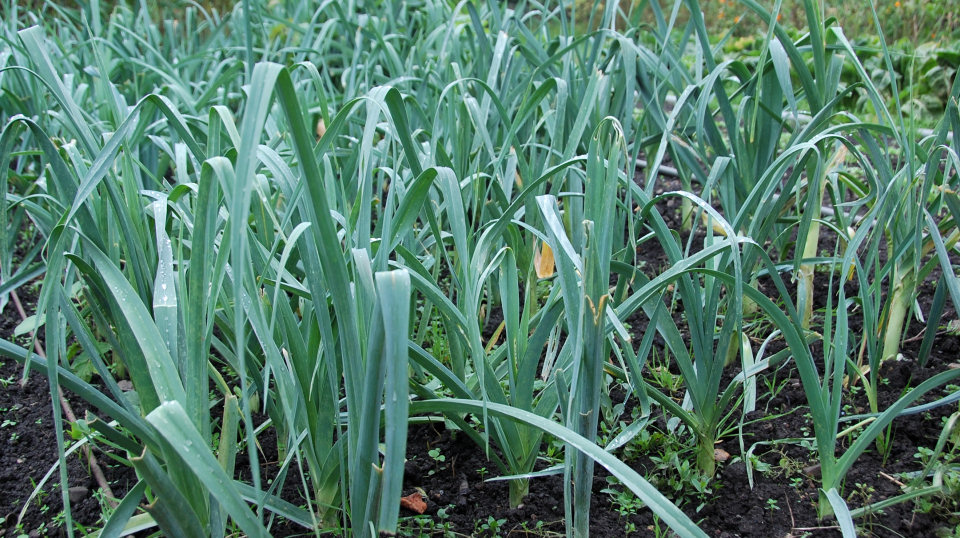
[537,118,624,537]
[801,6,960,423]
[851,33,960,375]
[622,184,749,480]
[783,251,960,530]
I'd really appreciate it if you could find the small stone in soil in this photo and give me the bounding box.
[69,486,89,502]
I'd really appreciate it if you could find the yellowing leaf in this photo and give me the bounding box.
[700,212,728,237]
[534,242,555,278]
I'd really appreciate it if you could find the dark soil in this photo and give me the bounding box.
[0,293,138,537]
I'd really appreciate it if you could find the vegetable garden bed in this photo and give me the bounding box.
[1,0,959,536]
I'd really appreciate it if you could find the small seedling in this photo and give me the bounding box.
[427,448,446,476]
[475,516,507,537]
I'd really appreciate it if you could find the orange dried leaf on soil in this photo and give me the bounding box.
[400,491,427,514]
